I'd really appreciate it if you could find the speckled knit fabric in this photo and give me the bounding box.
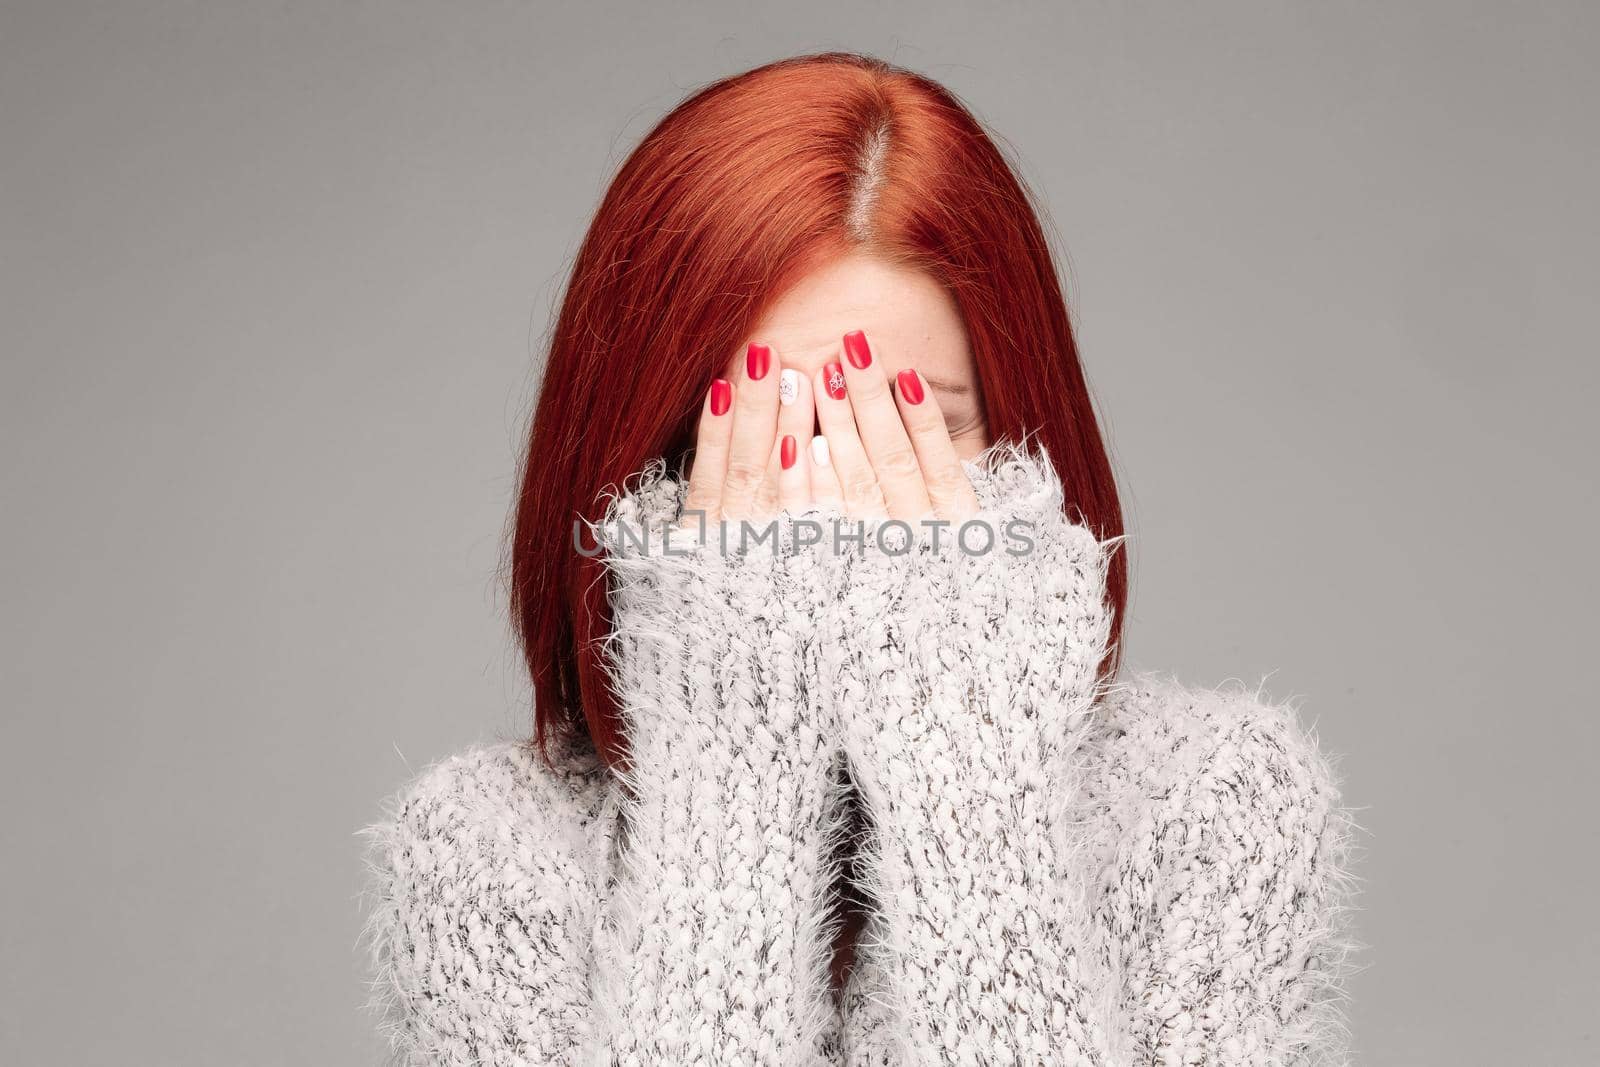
[581,466,850,1064]
[362,442,1357,1065]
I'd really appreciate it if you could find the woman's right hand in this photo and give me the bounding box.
[681,340,831,529]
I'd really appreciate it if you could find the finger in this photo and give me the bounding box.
[893,368,981,522]
[773,368,815,514]
[808,435,845,512]
[679,377,734,529]
[720,341,780,523]
[839,330,933,521]
[755,367,814,516]
[814,360,885,519]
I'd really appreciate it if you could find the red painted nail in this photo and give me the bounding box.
[710,378,732,416]
[897,369,925,405]
[843,330,872,370]
[746,342,771,380]
[823,362,847,400]
[781,434,797,470]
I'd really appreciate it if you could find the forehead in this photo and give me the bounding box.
[733,251,975,381]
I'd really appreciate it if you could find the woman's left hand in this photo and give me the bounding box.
[810,331,1117,1062]
[810,329,982,524]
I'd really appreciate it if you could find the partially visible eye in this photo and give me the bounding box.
[943,407,985,440]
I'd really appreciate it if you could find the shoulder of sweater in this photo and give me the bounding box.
[361,733,616,938]
[369,733,614,862]
[1092,669,1347,802]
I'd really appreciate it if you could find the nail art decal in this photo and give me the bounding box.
[779,368,799,406]
[824,362,847,400]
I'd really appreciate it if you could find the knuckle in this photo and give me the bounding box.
[843,471,881,501]
[723,457,767,489]
[923,466,966,496]
[875,446,922,480]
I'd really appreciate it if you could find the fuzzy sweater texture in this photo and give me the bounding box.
[363,443,1358,1065]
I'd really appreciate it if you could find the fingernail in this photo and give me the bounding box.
[823,362,847,400]
[811,435,831,467]
[710,379,732,416]
[781,434,798,470]
[843,330,872,370]
[897,369,925,405]
[779,368,799,406]
[747,342,771,380]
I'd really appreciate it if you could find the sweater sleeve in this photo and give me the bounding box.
[584,470,849,1065]
[819,442,1121,1065]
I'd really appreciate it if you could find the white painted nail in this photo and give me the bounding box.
[779,369,799,406]
[811,435,830,467]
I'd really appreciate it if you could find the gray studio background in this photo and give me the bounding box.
[3,2,1595,1063]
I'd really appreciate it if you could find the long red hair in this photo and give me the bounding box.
[511,51,1126,768]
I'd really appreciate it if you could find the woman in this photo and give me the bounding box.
[363,52,1356,1065]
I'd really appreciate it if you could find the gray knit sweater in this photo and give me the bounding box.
[363,443,1357,1065]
